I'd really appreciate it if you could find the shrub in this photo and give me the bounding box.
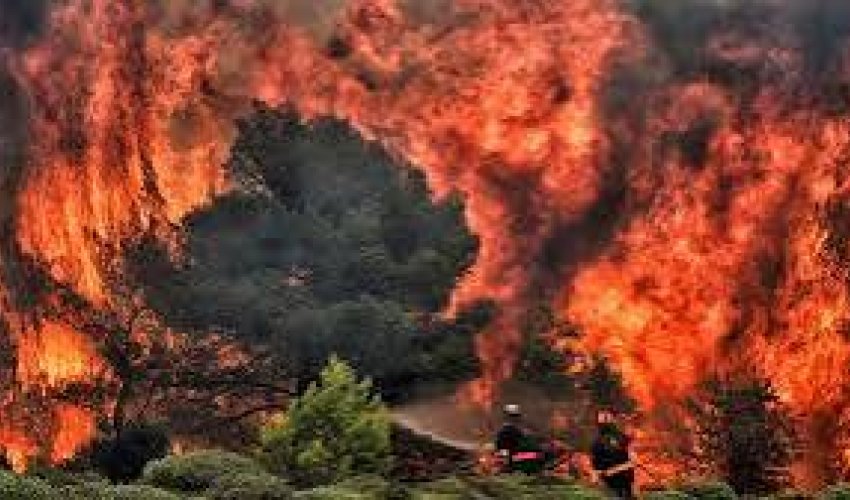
[676,479,737,500]
[71,424,171,483]
[27,466,106,487]
[408,492,461,500]
[685,376,797,495]
[207,472,293,500]
[293,485,380,500]
[411,477,472,497]
[142,450,265,493]
[332,475,411,499]
[102,425,171,483]
[0,471,55,499]
[409,475,601,500]
[643,490,694,500]
[469,474,603,500]
[821,484,850,500]
[260,357,392,487]
[772,490,813,500]
[110,484,183,500]
[62,482,184,500]
[60,482,116,500]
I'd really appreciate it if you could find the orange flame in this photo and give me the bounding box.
[5,0,850,484]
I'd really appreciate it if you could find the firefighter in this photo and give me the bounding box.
[591,411,635,499]
[494,404,548,474]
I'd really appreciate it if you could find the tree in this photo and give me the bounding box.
[26,233,293,461]
[260,356,392,487]
[77,423,170,483]
[144,109,478,395]
[684,374,799,495]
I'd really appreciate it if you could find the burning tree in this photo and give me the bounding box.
[22,231,293,464]
[9,0,850,484]
[684,374,799,495]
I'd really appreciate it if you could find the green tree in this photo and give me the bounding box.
[144,110,478,394]
[685,374,798,495]
[260,357,391,487]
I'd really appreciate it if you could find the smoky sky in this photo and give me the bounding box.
[631,0,850,77]
[0,0,47,48]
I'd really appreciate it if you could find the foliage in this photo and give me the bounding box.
[408,475,603,500]
[207,472,293,500]
[142,450,265,493]
[31,236,290,451]
[674,479,737,500]
[581,356,637,414]
[293,476,404,500]
[260,357,392,487]
[0,471,54,499]
[821,484,850,500]
[74,423,171,483]
[109,484,184,500]
[146,110,478,393]
[466,475,604,500]
[642,490,694,500]
[27,465,105,487]
[293,486,380,500]
[685,375,798,495]
[772,490,814,500]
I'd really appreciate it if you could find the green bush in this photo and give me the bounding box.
[329,476,412,499]
[60,482,115,500]
[61,482,184,500]
[260,357,392,487]
[642,490,694,500]
[111,484,183,500]
[409,477,473,499]
[0,471,55,499]
[293,485,380,500]
[142,450,266,493]
[685,377,796,495]
[408,475,601,500]
[408,492,463,500]
[820,484,850,500]
[207,472,293,500]
[676,479,737,499]
[469,475,603,500]
[642,480,737,500]
[83,424,171,483]
[772,490,813,500]
[27,466,106,487]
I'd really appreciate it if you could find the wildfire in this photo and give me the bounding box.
[16,321,101,387]
[3,0,850,485]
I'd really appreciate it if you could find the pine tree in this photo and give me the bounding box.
[685,375,798,495]
[260,356,392,487]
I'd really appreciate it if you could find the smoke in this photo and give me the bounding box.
[0,0,44,310]
[0,0,48,48]
[0,0,44,197]
[150,0,348,43]
[631,0,850,86]
[7,0,850,480]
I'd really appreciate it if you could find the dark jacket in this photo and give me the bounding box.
[591,428,630,472]
[495,423,546,473]
[496,423,525,453]
[591,424,634,497]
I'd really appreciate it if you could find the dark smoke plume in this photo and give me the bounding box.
[0,0,47,48]
[0,0,46,314]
